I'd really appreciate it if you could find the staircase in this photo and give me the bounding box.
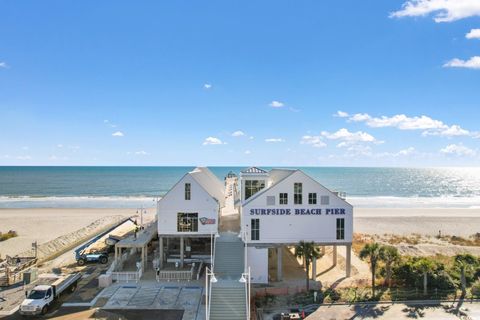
[209,232,248,320]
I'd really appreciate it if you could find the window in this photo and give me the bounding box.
[279,193,288,205]
[266,196,275,206]
[251,219,260,241]
[308,193,317,205]
[321,195,330,205]
[294,183,302,204]
[336,218,345,240]
[185,183,191,200]
[245,180,265,200]
[177,213,198,232]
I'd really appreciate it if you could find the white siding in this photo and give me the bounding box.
[248,247,268,284]
[157,174,219,236]
[241,170,353,244]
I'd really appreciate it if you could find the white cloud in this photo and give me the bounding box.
[334,110,349,118]
[265,138,285,143]
[57,144,63,148]
[0,62,8,68]
[347,113,470,137]
[422,124,470,137]
[321,128,379,145]
[466,28,480,39]
[232,130,245,137]
[112,131,124,137]
[202,137,226,145]
[245,150,252,155]
[16,155,31,160]
[204,83,212,89]
[269,100,285,108]
[134,150,149,155]
[440,144,476,156]
[391,0,480,22]
[397,147,416,156]
[443,56,480,69]
[21,146,29,150]
[300,135,327,148]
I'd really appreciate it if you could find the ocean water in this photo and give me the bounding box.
[0,166,480,208]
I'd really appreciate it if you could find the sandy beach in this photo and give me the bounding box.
[1,207,478,261]
[0,208,156,259]
[354,208,480,237]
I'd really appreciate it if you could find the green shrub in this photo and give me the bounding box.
[0,230,18,242]
[472,280,480,298]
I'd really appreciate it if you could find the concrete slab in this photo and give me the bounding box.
[103,286,139,308]
[174,286,203,320]
[156,286,181,309]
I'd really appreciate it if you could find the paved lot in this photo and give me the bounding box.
[99,283,205,320]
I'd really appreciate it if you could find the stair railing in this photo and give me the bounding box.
[205,266,217,320]
[240,266,251,320]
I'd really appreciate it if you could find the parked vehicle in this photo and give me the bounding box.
[19,273,81,316]
[75,250,108,266]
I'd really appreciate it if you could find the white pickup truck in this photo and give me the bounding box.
[19,273,81,316]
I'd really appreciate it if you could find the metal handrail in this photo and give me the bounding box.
[205,266,217,320]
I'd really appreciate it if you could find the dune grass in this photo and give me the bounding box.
[0,230,18,242]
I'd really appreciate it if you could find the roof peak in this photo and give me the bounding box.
[241,166,268,174]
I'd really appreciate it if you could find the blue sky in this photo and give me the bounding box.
[1,0,480,166]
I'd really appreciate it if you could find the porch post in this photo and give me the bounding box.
[332,245,337,267]
[277,246,283,281]
[346,244,351,278]
[159,237,164,269]
[312,256,317,280]
[180,236,184,268]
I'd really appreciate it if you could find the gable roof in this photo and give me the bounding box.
[242,168,352,208]
[241,167,268,174]
[189,167,225,207]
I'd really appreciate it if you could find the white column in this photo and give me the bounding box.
[277,246,283,281]
[332,245,337,267]
[312,257,317,280]
[346,244,351,278]
[159,237,164,269]
[180,236,184,268]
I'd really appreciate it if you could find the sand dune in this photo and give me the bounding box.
[0,208,155,260]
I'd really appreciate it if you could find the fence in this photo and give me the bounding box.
[254,285,309,297]
[106,252,143,283]
[109,267,143,283]
[253,285,478,304]
[156,264,195,281]
[0,257,38,287]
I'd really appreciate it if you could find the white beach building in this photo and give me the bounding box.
[156,166,353,283]
[156,167,224,268]
[239,167,353,283]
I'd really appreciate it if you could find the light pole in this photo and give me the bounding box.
[136,206,147,229]
[205,266,217,320]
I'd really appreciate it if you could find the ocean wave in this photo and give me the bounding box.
[0,196,158,208]
[1,195,480,209]
[347,196,480,208]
